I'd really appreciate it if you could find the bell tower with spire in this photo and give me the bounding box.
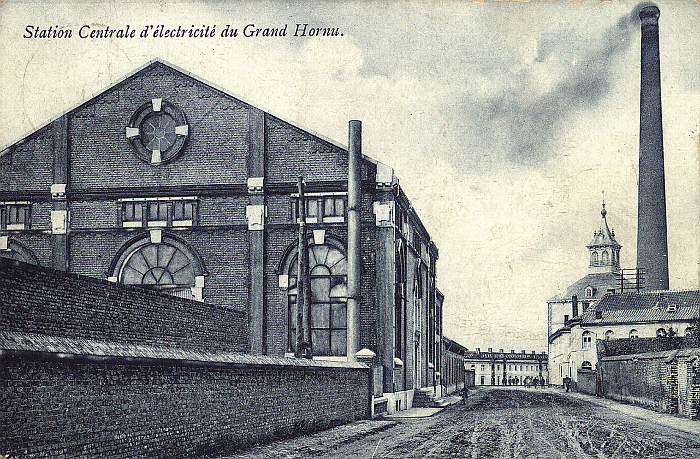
[586,199,621,275]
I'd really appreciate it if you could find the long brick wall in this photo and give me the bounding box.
[0,258,371,457]
[0,258,248,353]
[0,347,370,458]
[599,348,700,419]
[597,336,690,357]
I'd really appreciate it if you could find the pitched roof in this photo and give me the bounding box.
[1,58,347,154]
[587,203,621,249]
[549,272,619,302]
[580,289,700,326]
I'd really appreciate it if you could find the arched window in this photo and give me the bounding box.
[629,329,638,339]
[581,361,592,370]
[656,328,668,338]
[109,233,206,300]
[591,252,598,265]
[585,286,594,297]
[601,251,609,264]
[0,239,39,265]
[605,330,614,340]
[286,242,347,356]
[685,326,694,337]
[582,331,593,348]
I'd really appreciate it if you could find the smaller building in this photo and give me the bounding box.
[556,289,700,388]
[441,336,468,395]
[464,348,548,387]
[549,203,623,387]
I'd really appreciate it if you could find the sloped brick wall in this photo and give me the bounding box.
[0,258,248,354]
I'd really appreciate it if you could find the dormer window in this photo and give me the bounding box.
[667,304,677,313]
[585,286,594,297]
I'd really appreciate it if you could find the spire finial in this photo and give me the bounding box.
[601,191,607,218]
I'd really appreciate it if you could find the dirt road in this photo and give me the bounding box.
[220,387,700,458]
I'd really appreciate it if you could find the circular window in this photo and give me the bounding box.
[126,99,188,165]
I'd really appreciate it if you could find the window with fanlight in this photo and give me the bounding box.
[287,243,348,356]
[120,243,194,290]
[109,234,206,301]
[0,237,39,264]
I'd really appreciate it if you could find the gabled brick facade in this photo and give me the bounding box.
[0,59,443,398]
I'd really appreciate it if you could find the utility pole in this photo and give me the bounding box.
[296,176,313,359]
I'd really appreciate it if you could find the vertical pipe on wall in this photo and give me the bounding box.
[347,120,362,362]
[296,176,312,358]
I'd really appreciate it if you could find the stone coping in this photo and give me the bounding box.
[0,331,368,369]
[601,347,700,362]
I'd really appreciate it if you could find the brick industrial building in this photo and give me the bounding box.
[0,59,447,412]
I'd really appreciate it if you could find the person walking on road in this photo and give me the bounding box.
[461,385,469,404]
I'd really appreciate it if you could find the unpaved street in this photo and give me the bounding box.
[222,387,700,459]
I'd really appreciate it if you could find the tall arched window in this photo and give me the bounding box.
[582,331,593,348]
[591,252,598,265]
[286,243,347,356]
[601,251,610,264]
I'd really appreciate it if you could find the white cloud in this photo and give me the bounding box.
[1,0,698,353]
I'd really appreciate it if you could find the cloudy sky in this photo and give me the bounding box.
[1,0,698,353]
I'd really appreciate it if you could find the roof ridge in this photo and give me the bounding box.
[1,58,351,155]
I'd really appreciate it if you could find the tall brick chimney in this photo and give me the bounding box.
[637,4,669,291]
